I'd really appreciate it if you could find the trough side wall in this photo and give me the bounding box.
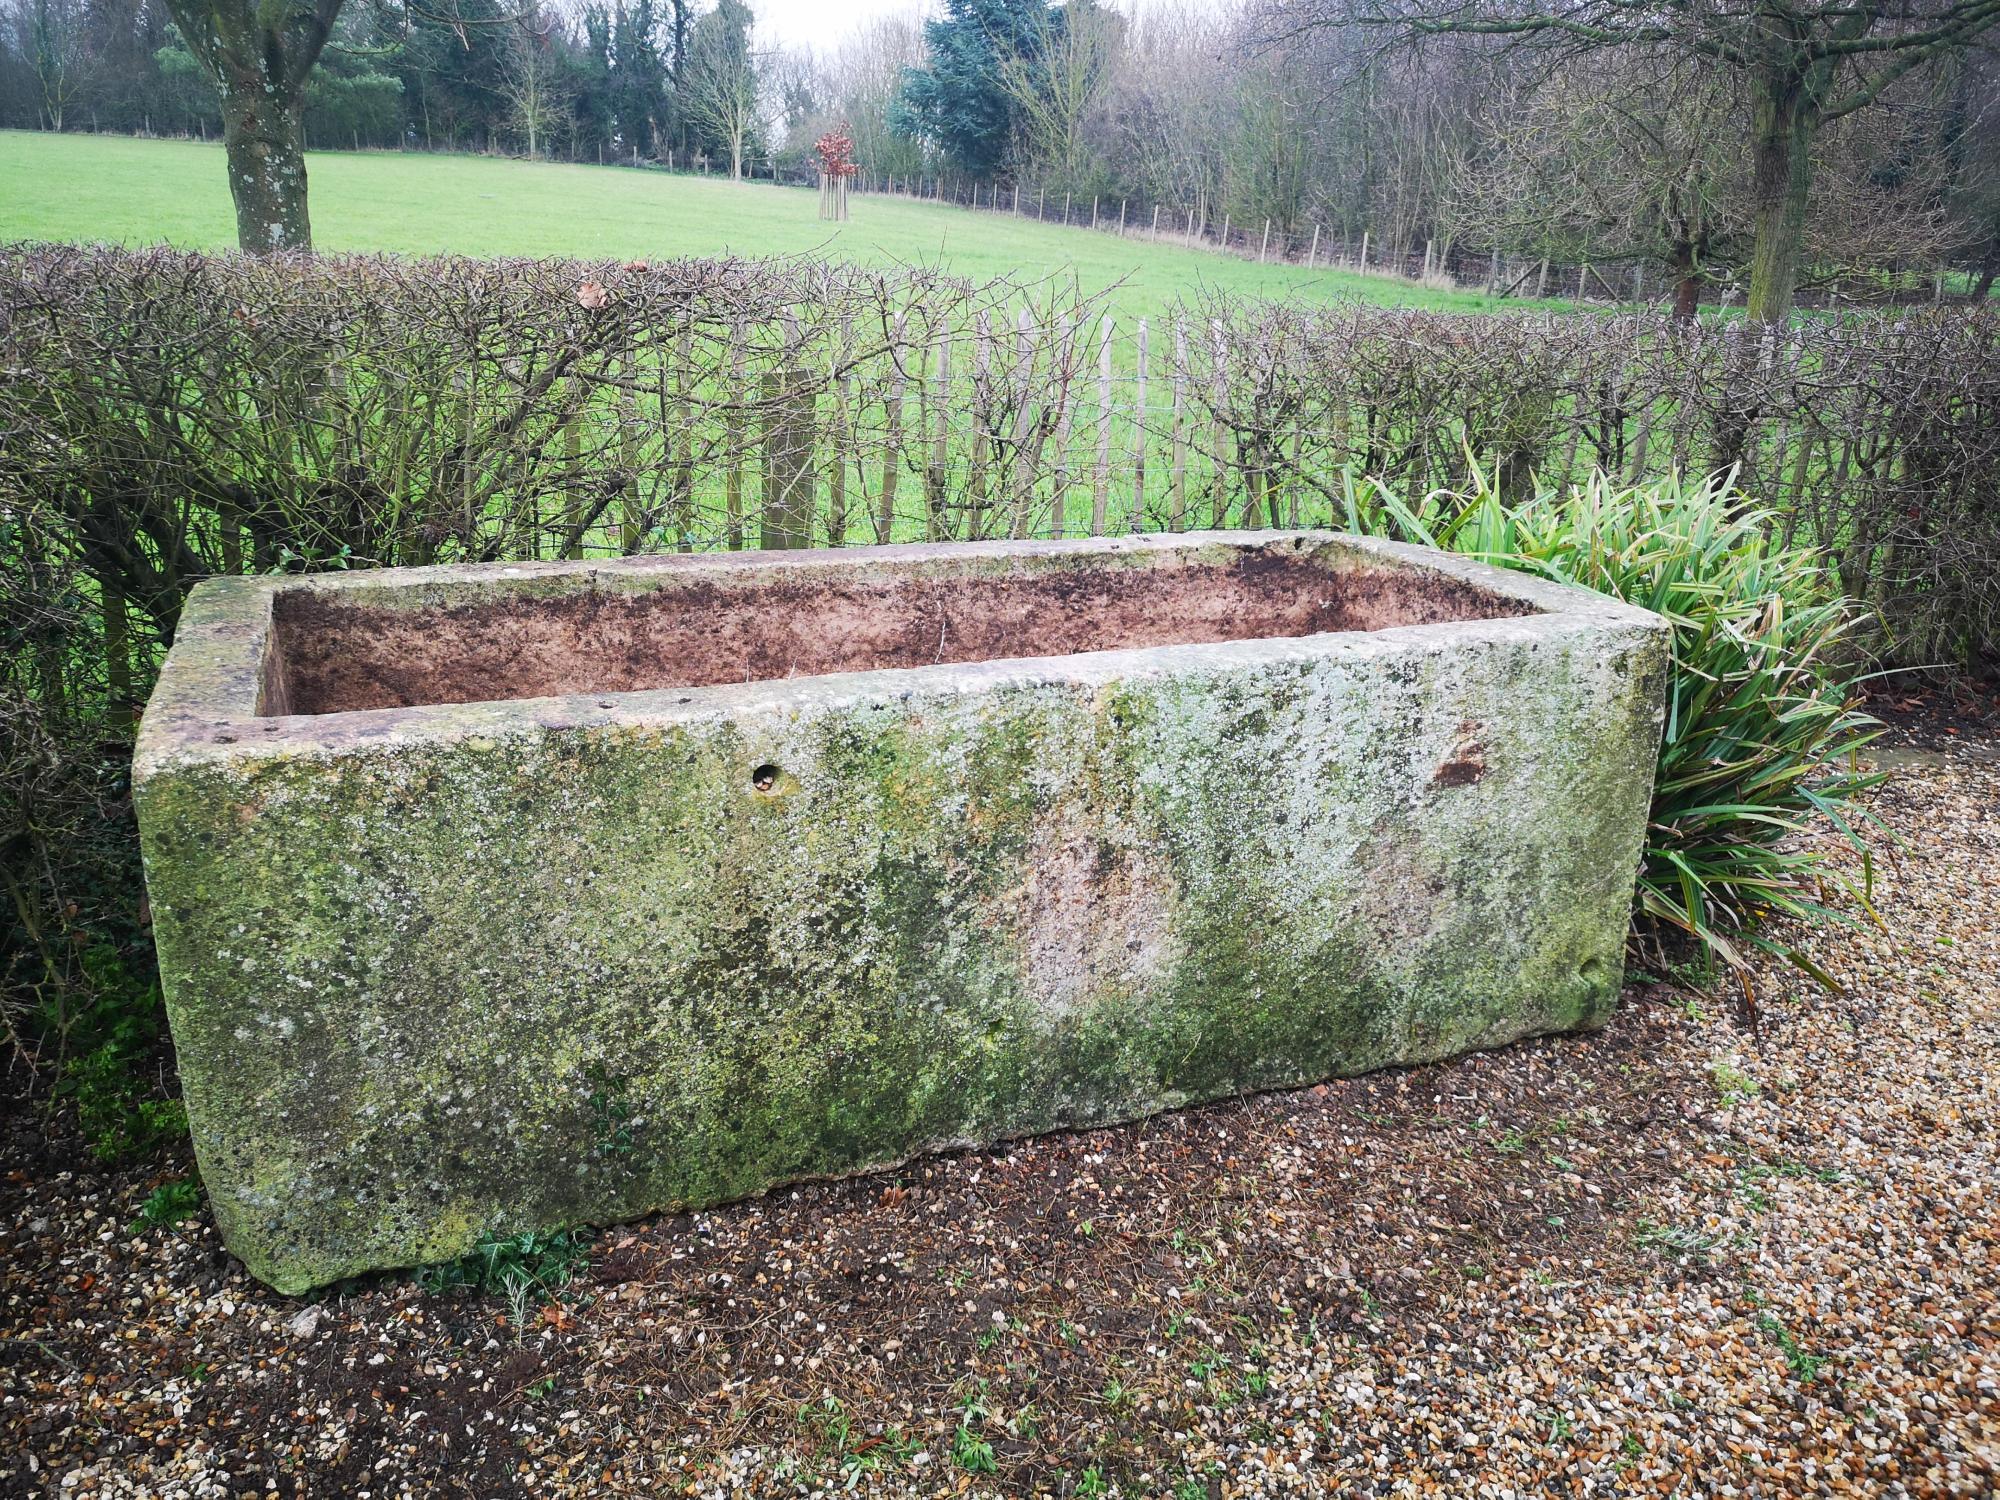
[135,543,1667,1293]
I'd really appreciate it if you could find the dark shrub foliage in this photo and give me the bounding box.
[1,244,1992,1136]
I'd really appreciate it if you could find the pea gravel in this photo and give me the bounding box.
[3,726,1994,1498]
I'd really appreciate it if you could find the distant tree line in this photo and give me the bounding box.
[780,0,2000,319]
[3,0,1996,316]
[0,0,770,170]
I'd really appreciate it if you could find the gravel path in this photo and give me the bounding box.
[3,723,1995,1498]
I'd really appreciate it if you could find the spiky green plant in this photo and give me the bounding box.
[1340,464,1883,979]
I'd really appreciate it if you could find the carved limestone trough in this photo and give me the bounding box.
[135,533,1668,1292]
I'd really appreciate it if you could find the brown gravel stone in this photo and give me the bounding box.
[3,713,1995,1498]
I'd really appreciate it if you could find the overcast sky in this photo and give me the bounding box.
[752,0,915,51]
[750,0,1198,55]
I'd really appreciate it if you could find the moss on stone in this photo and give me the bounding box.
[137,541,1667,1293]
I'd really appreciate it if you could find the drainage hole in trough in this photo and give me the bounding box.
[751,763,781,793]
[1579,957,1611,987]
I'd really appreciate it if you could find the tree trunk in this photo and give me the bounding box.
[219,84,311,251]
[1673,272,1701,322]
[1971,245,1997,302]
[1670,242,1701,323]
[1744,71,1816,325]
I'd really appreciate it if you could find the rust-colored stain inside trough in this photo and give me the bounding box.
[269,551,1527,715]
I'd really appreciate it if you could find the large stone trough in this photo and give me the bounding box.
[135,533,1668,1292]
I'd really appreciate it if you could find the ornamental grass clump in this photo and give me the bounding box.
[1342,464,1883,979]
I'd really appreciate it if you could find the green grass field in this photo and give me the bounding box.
[0,130,1547,322]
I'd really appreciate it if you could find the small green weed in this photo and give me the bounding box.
[950,1424,997,1475]
[1756,1312,1829,1383]
[1711,1062,1761,1106]
[952,1376,993,1422]
[131,1176,203,1234]
[1634,1220,1722,1261]
[417,1227,592,1330]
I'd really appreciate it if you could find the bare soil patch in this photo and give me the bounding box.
[4,713,1994,1498]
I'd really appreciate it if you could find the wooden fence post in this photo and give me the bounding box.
[1049,314,1078,539]
[760,367,815,549]
[1170,315,1188,532]
[1359,230,1369,269]
[615,375,640,554]
[1308,224,1320,268]
[725,325,746,549]
[1007,306,1038,539]
[876,311,909,544]
[1209,319,1229,526]
[966,311,993,539]
[826,320,853,547]
[1128,317,1149,533]
[1090,314,1114,535]
[926,328,951,540]
[670,318,694,550]
[1091,196,1100,230]
[1260,220,1270,262]
[1152,203,1161,235]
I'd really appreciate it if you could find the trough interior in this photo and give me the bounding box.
[265,547,1533,716]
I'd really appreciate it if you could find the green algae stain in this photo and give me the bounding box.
[137,616,1665,1293]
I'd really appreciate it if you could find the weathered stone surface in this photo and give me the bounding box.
[135,534,1668,1293]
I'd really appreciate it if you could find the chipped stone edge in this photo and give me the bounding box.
[135,531,1667,781]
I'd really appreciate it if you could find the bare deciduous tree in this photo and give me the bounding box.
[999,0,1121,193]
[496,4,567,158]
[1282,0,2000,320]
[1098,0,1235,233]
[1447,46,1970,315]
[1443,54,1741,316]
[681,0,761,178]
[9,0,89,129]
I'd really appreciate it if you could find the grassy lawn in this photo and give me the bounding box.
[0,130,1552,322]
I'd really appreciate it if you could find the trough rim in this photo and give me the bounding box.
[135,530,1668,777]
